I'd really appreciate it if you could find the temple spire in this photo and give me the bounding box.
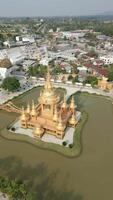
[31,100,37,117]
[61,94,67,110]
[44,65,52,90]
[70,96,75,112]
[32,100,35,110]
[69,110,77,126]
[26,102,30,114]
[21,106,26,121]
[57,113,65,133]
[22,106,25,114]
[53,105,58,122]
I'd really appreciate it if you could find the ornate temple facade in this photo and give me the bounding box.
[20,67,78,139]
[98,76,113,90]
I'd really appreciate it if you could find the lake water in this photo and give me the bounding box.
[0,93,113,200]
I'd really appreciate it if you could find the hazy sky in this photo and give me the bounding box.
[0,0,113,17]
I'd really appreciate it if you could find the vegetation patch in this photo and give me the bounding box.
[0,176,32,200]
[2,77,20,92]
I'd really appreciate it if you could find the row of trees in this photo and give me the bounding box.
[108,71,113,81]
[103,64,113,81]
[84,76,98,86]
[28,64,47,77]
[0,176,32,200]
[68,75,98,86]
[45,18,113,36]
[28,64,63,77]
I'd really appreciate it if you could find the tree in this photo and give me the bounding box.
[72,76,79,84]
[2,77,20,92]
[0,34,5,42]
[0,176,32,200]
[69,144,73,148]
[28,65,47,77]
[52,65,62,75]
[84,76,98,86]
[108,71,113,82]
[62,141,67,146]
[68,75,73,81]
[49,59,55,67]
[87,48,98,58]
[85,32,97,41]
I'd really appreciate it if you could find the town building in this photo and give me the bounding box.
[99,55,113,65]
[0,58,14,79]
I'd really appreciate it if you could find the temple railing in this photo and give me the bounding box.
[0,101,21,114]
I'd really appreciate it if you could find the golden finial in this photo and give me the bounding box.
[31,100,37,117]
[69,111,77,126]
[22,106,24,113]
[61,94,67,110]
[57,114,64,131]
[26,102,30,114]
[53,105,58,122]
[71,96,74,103]
[44,65,52,90]
[46,65,51,81]
[70,96,75,111]
[21,106,26,121]
[32,100,34,110]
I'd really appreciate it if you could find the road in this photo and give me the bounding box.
[37,80,113,99]
[0,80,113,105]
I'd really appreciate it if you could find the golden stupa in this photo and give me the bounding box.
[21,66,78,139]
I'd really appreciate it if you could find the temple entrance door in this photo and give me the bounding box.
[45,105,51,111]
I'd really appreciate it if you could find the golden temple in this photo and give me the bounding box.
[21,66,78,139]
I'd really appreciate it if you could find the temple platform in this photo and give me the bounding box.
[10,111,81,146]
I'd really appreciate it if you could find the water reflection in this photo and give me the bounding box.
[0,156,83,200]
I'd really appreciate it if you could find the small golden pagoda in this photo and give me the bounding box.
[33,124,44,138]
[20,66,78,139]
[98,76,113,90]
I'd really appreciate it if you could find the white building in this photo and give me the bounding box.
[61,31,85,39]
[3,41,10,48]
[39,57,52,66]
[22,36,35,44]
[77,66,87,76]
[7,47,25,65]
[99,55,113,65]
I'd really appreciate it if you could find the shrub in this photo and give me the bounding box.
[69,143,73,148]
[62,141,67,146]
[11,127,16,132]
[2,77,20,92]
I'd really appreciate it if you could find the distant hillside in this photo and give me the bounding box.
[99,11,113,16]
